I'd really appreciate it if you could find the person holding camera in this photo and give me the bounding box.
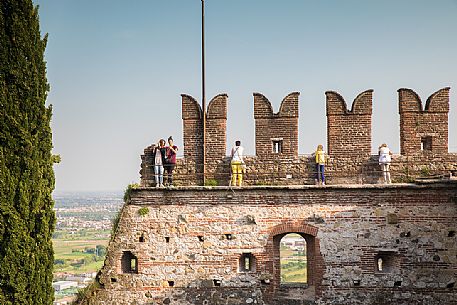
[165,136,178,186]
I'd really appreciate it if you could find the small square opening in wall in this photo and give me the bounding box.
[421,136,432,151]
[213,279,222,287]
[139,235,145,243]
[121,251,138,274]
[272,138,283,154]
[239,253,256,272]
[375,252,397,273]
[165,237,170,243]
[167,281,175,287]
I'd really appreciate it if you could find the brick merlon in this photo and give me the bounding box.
[326,89,373,115]
[181,94,202,120]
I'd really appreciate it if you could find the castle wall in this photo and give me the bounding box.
[90,183,457,305]
[326,90,373,158]
[399,88,450,155]
[149,87,453,186]
[206,94,228,164]
[179,94,228,183]
[141,153,457,187]
[181,94,204,182]
[254,92,300,160]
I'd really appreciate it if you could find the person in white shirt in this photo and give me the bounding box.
[154,139,167,187]
[230,140,244,186]
[378,143,393,184]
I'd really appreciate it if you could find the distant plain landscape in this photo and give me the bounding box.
[52,191,123,302]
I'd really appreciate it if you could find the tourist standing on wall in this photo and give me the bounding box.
[315,144,326,185]
[165,136,178,186]
[378,143,392,184]
[153,139,167,187]
[231,140,245,186]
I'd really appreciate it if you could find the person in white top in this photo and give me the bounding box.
[230,140,244,186]
[378,143,393,184]
[154,139,167,187]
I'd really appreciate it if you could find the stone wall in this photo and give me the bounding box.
[88,181,457,305]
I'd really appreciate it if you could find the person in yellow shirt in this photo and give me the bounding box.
[315,144,326,185]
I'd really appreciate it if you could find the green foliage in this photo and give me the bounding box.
[0,1,55,304]
[123,183,139,203]
[74,280,100,305]
[110,209,122,240]
[138,207,149,216]
[204,179,218,186]
[96,244,107,257]
[420,166,430,177]
[51,154,61,163]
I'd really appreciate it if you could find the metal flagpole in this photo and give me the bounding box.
[201,0,206,185]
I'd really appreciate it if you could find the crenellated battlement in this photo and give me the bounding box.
[94,89,457,305]
[254,92,300,159]
[325,89,373,115]
[253,92,300,118]
[399,87,450,155]
[140,87,455,186]
[398,87,450,113]
[326,90,373,159]
[180,93,228,183]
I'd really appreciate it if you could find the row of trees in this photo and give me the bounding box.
[1,1,55,304]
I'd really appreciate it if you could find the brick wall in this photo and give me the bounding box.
[140,88,454,186]
[254,92,300,160]
[90,182,457,305]
[181,94,204,181]
[206,94,228,164]
[181,94,228,183]
[141,152,457,187]
[399,87,450,155]
[326,90,373,158]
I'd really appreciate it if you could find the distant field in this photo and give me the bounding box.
[53,236,109,274]
[280,244,307,284]
[281,261,307,283]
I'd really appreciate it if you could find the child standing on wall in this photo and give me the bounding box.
[315,145,326,185]
[231,140,245,186]
[378,143,392,184]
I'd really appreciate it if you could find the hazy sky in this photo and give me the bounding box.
[33,0,457,192]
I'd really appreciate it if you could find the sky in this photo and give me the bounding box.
[33,0,457,192]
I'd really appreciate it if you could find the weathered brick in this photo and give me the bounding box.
[91,183,457,305]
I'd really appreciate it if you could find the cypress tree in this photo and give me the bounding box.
[0,1,55,304]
